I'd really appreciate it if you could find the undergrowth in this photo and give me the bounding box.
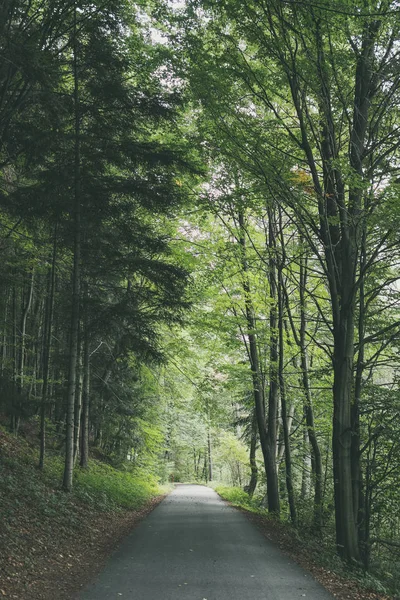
[0,426,163,516]
[213,484,264,513]
[0,425,165,599]
[214,484,396,599]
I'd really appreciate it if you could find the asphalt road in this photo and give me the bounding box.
[79,484,334,600]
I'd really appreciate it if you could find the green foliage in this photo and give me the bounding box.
[74,463,161,511]
[214,485,257,510]
[0,425,165,598]
[213,432,251,487]
[0,425,163,517]
[1,0,400,594]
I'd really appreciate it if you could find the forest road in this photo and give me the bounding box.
[79,484,333,600]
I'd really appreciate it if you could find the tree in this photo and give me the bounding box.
[0,0,196,492]
[176,0,400,562]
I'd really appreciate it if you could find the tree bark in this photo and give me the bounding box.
[73,343,83,466]
[1,288,10,375]
[278,268,297,525]
[63,8,81,491]
[301,427,311,500]
[207,428,213,482]
[238,209,280,514]
[298,249,323,532]
[39,225,57,470]
[80,321,90,468]
[247,410,258,498]
[265,208,280,513]
[18,268,34,392]
[353,223,367,564]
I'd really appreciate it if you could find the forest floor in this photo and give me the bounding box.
[0,426,165,600]
[215,486,397,600]
[245,511,393,600]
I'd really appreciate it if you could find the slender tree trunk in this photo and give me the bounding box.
[353,221,368,563]
[278,273,297,525]
[207,428,213,481]
[196,450,202,479]
[278,402,295,462]
[1,288,10,375]
[203,450,208,483]
[63,9,81,491]
[193,448,197,478]
[301,427,311,500]
[39,226,57,470]
[247,410,258,498]
[238,209,280,514]
[298,250,323,532]
[283,237,323,530]
[73,343,83,466]
[80,322,90,468]
[18,268,34,392]
[328,23,375,563]
[11,283,17,431]
[10,288,18,434]
[265,208,280,513]
[11,269,34,433]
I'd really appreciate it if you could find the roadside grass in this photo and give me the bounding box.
[213,484,395,600]
[212,484,265,513]
[74,462,162,510]
[0,426,163,514]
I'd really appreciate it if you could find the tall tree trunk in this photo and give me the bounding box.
[265,208,280,513]
[12,268,34,433]
[332,298,359,561]
[39,226,57,470]
[278,271,297,525]
[301,427,311,500]
[283,261,322,529]
[18,268,34,391]
[73,343,83,466]
[207,428,213,482]
[203,449,208,483]
[238,209,280,514]
[247,410,258,498]
[277,402,295,462]
[63,8,81,491]
[354,236,368,565]
[10,284,17,433]
[298,250,323,532]
[80,321,90,468]
[1,288,10,375]
[327,21,376,563]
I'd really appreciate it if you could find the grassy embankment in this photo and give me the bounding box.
[0,426,165,599]
[214,485,396,600]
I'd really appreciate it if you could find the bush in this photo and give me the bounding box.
[214,485,255,509]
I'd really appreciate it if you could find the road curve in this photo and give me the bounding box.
[79,484,333,600]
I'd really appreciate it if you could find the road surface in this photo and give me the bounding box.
[79,484,333,600]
